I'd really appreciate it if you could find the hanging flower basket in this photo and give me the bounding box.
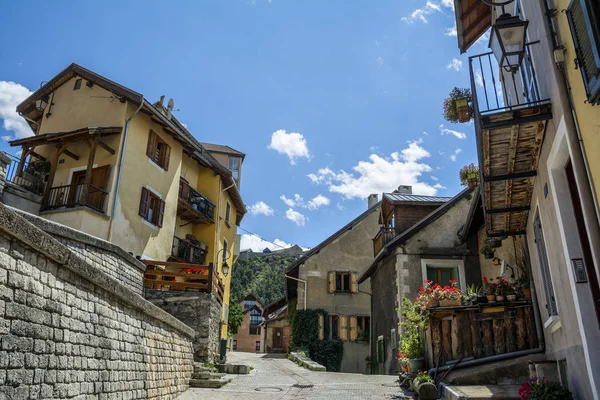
[460,164,479,188]
[456,98,471,123]
[443,87,473,124]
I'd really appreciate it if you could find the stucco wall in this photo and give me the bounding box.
[0,202,194,400]
[264,318,289,353]
[232,310,262,353]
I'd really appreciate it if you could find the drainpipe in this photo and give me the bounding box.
[216,180,236,270]
[285,274,307,310]
[18,113,41,136]
[108,98,144,242]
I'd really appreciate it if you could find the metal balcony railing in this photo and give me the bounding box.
[2,151,45,195]
[178,179,215,223]
[172,236,208,265]
[469,42,551,116]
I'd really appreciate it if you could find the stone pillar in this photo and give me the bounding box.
[0,151,12,199]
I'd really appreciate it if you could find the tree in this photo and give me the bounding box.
[228,302,244,337]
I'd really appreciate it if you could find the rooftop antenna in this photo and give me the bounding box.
[167,98,175,112]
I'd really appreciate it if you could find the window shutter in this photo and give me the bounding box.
[567,0,600,104]
[139,187,149,218]
[146,131,156,158]
[328,272,335,293]
[350,272,358,293]
[163,144,171,171]
[318,315,324,340]
[339,316,348,341]
[349,316,358,342]
[157,199,165,228]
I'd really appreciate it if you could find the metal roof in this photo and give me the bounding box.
[199,142,245,159]
[383,193,453,203]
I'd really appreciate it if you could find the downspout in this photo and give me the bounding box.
[285,274,307,310]
[108,98,144,242]
[18,113,41,135]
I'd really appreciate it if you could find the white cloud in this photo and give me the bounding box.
[248,201,274,216]
[377,56,384,68]
[240,234,294,252]
[434,183,447,190]
[402,0,453,23]
[307,194,330,210]
[308,143,438,199]
[445,25,457,37]
[475,70,484,87]
[336,203,345,211]
[441,0,454,9]
[450,148,462,161]
[440,124,467,140]
[286,208,308,226]
[431,176,439,181]
[280,194,303,207]
[0,81,33,140]
[1,135,11,141]
[268,129,311,165]
[447,58,463,72]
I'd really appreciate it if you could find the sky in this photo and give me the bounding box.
[0,0,487,251]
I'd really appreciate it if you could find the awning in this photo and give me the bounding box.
[454,0,492,53]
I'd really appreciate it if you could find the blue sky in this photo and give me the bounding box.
[0,0,485,250]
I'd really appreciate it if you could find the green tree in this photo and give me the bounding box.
[227,302,244,337]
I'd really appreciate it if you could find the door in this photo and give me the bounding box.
[272,327,283,350]
[69,166,110,210]
[282,325,291,353]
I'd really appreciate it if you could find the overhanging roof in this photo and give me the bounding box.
[454,0,492,53]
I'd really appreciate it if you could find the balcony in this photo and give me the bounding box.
[3,152,46,196]
[178,178,215,224]
[142,261,225,304]
[373,227,395,256]
[44,183,108,213]
[469,42,552,237]
[171,236,208,265]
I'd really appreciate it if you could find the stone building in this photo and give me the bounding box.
[262,297,290,353]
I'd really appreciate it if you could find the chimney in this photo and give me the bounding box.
[158,95,165,107]
[368,194,378,209]
[394,185,413,195]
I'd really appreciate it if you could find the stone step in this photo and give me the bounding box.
[192,372,226,380]
[443,385,521,400]
[189,378,228,389]
[193,364,218,374]
[217,364,250,374]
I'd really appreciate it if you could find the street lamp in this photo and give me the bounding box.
[35,95,49,112]
[489,13,529,72]
[216,247,232,277]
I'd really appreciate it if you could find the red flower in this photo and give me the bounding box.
[449,279,457,284]
[482,277,488,283]
[424,279,432,284]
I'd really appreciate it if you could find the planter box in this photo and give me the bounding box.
[439,299,461,307]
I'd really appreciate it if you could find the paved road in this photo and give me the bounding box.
[178,352,410,400]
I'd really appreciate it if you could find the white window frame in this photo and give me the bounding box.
[420,259,466,291]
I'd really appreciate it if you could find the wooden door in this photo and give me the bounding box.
[88,165,109,210]
[272,327,283,350]
[282,325,291,353]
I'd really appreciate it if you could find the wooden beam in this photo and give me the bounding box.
[63,149,80,161]
[16,145,32,177]
[41,143,69,209]
[488,230,527,238]
[486,206,531,214]
[481,112,552,130]
[97,139,115,155]
[484,170,537,182]
[79,136,99,205]
[505,124,519,231]
[29,150,46,161]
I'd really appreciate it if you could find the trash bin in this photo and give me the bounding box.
[219,338,227,364]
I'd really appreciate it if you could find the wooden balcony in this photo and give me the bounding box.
[424,302,539,369]
[143,261,225,304]
[43,183,108,213]
[178,178,215,224]
[373,227,395,256]
[469,43,552,237]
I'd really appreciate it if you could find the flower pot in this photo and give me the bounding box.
[507,294,517,302]
[439,299,462,307]
[456,98,471,123]
[488,239,502,248]
[484,251,494,259]
[522,288,531,299]
[426,299,439,308]
[496,295,505,302]
[408,358,425,372]
[468,178,477,189]
[486,295,496,302]
[478,295,488,304]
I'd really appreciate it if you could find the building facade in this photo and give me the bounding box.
[451,1,600,397]
[6,63,246,340]
[232,295,264,353]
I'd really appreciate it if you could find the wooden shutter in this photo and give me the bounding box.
[328,272,335,293]
[146,131,157,158]
[349,316,358,342]
[339,316,348,341]
[350,272,358,293]
[139,187,149,218]
[568,0,600,105]
[318,315,324,340]
[157,199,165,228]
[163,144,171,171]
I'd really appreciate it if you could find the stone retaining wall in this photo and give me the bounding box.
[0,203,195,399]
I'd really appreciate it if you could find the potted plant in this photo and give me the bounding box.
[506,283,518,302]
[482,277,496,302]
[466,284,482,305]
[495,277,511,302]
[438,280,464,307]
[443,87,473,124]
[399,298,426,372]
[479,234,495,259]
[518,378,573,400]
[415,280,441,309]
[459,163,479,188]
[517,276,531,299]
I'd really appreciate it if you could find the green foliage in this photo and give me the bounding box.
[230,254,301,306]
[416,371,434,384]
[227,302,244,337]
[307,340,344,372]
[519,379,574,400]
[24,159,50,177]
[291,309,324,349]
[398,297,427,359]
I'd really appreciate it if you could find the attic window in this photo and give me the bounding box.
[74,79,82,90]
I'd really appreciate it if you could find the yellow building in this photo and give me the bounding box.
[9,63,246,338]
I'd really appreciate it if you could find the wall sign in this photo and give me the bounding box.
[572,258,588,283]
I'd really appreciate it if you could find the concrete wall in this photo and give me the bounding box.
[0,202,195,399]
[2,184,42,216]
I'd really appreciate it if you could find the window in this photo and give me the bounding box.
[228,156,241,186]
[146,130,171,170]
[328,271,358,293]
[328,315,339,340]
[255,341,261,351]
[249,308,262,335]
[139,187,165,227]
[534,212,559,316]
[568,0,600,105]
[336,272,351,292]
[357,316,370,342]
[73,79,82,90]
[225,202,231,225]
[426,266,459,288]
[243,300,256,310]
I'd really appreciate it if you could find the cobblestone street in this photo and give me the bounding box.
[177,352,407,400]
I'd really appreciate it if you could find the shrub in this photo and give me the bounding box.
[416,371,434,384]
[519,378,573,400]
[307,340,344,372]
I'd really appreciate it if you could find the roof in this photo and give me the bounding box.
[383,193,453,204]
[453,0,492,54]
[359,187,475,284]
[199,142,246,160]
[10,126,122,147]
[285,201,381,275]
[14,63,247,224]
